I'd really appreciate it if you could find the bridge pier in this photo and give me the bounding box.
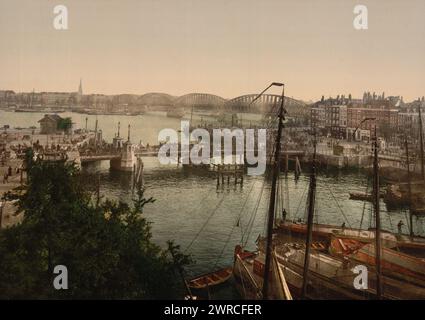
[110,141,136,172]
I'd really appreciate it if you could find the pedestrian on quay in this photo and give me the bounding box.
[397,220,404,235]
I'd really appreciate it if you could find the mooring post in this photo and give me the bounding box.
[285,153,289,176]
[177,142,181,166]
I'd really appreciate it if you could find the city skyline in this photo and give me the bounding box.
[0,0,424,101]
[2,79,422,104]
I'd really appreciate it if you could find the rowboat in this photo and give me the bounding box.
[187,267,233,290]
[349,192,373,202]
[349,191,385,202]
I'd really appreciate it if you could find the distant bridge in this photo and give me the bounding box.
[136,92,175,106]
[130,91,309,118]
[225,94,308,116]
[173,93,226,109]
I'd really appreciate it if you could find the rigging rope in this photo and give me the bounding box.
[242,177,267,247]
[293,181,309,221]
[323,181,352,228]
[212,181,257,269]
[237,180,257,238]
[358,173,371,232]
[184,193,226,253]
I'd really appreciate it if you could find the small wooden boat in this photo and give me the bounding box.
[349,191,385,202]
[349,192,372,202]
[187,267,233,290]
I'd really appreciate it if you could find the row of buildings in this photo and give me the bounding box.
[0,80,83,108]
[311,95,425,141]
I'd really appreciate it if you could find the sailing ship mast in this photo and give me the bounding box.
[301,136,317,298]
[261,82,285,300]
[405,139,414,236]
[190,105,194,124]
[418,105,424,181]
[373,125,383,299]
[30,89,35,109]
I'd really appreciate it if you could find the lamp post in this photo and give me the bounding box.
[250,82,285,300]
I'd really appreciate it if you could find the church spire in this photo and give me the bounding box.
[78,78,83,96]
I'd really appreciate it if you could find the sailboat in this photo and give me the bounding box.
[232,82,293,300]
[234,115,425,299]
[384,104,425,211]
[275,136,425,257]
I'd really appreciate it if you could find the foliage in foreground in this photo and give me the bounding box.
[0,158,191,299]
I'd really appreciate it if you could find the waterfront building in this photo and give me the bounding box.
[398,112,421,137]
[38,114,64,134]
[310,103,347,138]
[347,107,398,134]
[311,106,325,129]
[0,90,15,104]
[40,92,71,106]
[324,104,347,138]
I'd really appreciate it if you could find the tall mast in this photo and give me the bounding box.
[94,118,98,149]
[301,138,317,298]
[405,139,414,236]
[30,89,35,108]
[262,84,285,300]
[190,106,194,125]
[373,125,382,299]
[418,105,424,181]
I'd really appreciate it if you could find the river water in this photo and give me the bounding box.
[1,110,424,279]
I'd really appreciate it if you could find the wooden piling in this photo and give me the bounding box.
[285,154,289,176]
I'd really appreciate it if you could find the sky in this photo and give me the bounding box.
[0,0,424,101]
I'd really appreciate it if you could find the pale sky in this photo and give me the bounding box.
[0,0,424,101]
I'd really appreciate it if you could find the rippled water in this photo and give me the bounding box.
[2,110,424,277]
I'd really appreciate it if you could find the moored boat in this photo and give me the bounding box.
[187,267,233,290]
[276,220,425,256]
[329,235,425,285]
[349,192,373,202]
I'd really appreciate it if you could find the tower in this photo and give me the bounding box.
[78,78,83,96]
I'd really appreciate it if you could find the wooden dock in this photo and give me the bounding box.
[211,164,244,186]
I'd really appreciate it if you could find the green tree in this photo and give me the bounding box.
[0,158,191,299]
[57,117,72,133]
